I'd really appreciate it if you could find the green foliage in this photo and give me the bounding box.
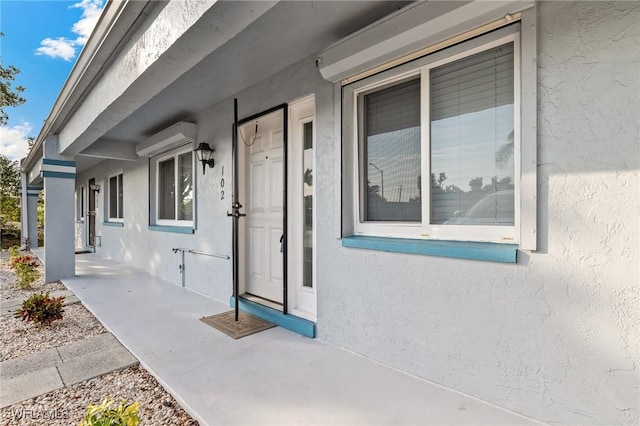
[14,292,64,326]
[0,33,26,126]
[11,252,38,289]
[37,191,44,226]
[80,399,141,426]
[1,154,21,223]
[15,263,38,289]
[9,245,19,260]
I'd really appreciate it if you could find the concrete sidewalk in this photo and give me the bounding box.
[61,253,540,426]
[0,333,138,408]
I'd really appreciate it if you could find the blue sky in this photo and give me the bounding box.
[1,0,105,161]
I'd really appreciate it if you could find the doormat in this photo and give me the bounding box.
[200,311,276,339]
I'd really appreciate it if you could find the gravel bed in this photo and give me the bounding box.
[1,255,65,301]
[1,303,107,362]
[0,366,199,425]
[0,251,199,425]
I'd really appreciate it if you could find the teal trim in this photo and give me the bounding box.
[148,225,194,234]
[28,186,43,190]
[42,171,75,179]
[103,222,124,227]
[42,159,75,167]
[230,296,316,338]
[342,236,518,263]
[26,193,40,197]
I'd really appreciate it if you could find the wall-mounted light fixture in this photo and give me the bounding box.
[89,184,100,192]
[194,142,215,174]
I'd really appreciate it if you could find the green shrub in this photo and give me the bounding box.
[14,292,64,326]
[80,399,141,426]
[8,245,19,260]
[14,261,39,289]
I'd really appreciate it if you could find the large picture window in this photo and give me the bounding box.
[108,173,123,221]
[351,34,519,243]
[156,150,193,225]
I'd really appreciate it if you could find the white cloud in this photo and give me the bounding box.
[71,0,104,45]
[0,123,33,161]
[35,0,104,61]
[36,37,77,61]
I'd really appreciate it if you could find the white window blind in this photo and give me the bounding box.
[429,42,515,226]
[177,153,193,221]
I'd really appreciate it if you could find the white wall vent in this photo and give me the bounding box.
[136,122,196,157]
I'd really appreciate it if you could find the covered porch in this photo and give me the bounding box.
[61,252,537,425]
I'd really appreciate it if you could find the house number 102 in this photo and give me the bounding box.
[220,166,225,200]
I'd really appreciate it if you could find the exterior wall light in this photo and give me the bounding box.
[89,184,100,192]
[194,142,215,174]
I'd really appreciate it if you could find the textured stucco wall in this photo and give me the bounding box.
[74,54,331,305]
[72,1,638,425]
[317,2,639,425]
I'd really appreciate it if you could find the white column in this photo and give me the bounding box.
[19,171,29,248]
[26,189,39,249]
[19,169,40,250]
[42,136,76,282]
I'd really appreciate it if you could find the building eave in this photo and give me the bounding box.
[21,0,156,172]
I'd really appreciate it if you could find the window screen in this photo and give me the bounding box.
[117,174,123,218]
[109,176,118,219]
[362,77,421,222]
[159,159,176,220]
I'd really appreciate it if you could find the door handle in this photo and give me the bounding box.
[227,201,246,218]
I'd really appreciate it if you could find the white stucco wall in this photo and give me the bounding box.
[317,2,639,425]
[73,1,638,425]
[74,49,331,305]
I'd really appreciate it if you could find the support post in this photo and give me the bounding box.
[19,172,41,250]
[42,136,76,282]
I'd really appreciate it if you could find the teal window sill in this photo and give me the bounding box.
[342,235,517,263]
[102,221,124,227]
[148,225,194,234]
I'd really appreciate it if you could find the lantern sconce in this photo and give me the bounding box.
[89,184,100,193]
[194,142,215,174]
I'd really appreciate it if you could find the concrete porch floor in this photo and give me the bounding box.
[61,253,539,426]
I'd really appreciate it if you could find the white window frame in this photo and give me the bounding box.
[155,148,195,227]
[351,33,520,244]
[107,172,124,222]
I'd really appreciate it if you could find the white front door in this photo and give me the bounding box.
[240,110,284,304]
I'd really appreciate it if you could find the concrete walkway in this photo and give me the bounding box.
[60,253,540,426]
[0,333,138,408]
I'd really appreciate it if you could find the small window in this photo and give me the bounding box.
[108,173,124,221]
[349,34,519,244]
[156,150,193,225]
[77,186,85,219]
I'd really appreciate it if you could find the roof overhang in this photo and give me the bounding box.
[22,0,158,173]
[318,0,534,84]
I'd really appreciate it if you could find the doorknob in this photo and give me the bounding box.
[227,201,246,218]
